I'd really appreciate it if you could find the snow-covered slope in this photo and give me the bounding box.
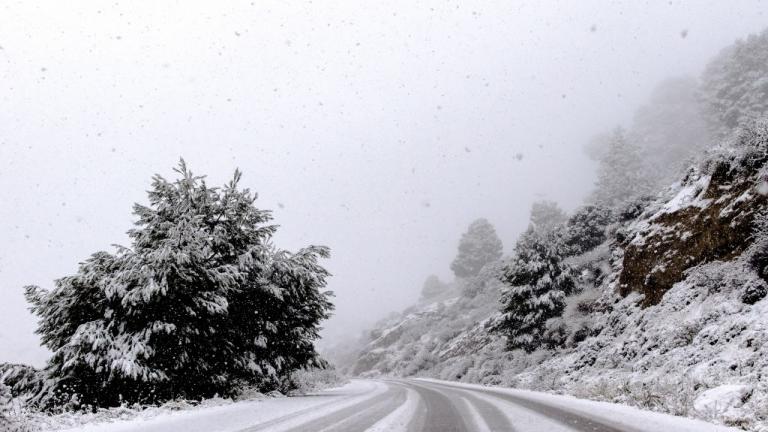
[346,270,505,381]
[345,126,768,431]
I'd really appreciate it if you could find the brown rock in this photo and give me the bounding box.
[619,163,766,306]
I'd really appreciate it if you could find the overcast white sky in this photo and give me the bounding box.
[1,1,766,366]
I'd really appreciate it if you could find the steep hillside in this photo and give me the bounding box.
[345,123,768,431]
[347,269,503,378]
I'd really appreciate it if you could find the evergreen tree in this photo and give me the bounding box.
[700,29,768,139]
[496,202,578,353]
[450,219,503,279]
[24,252,119,408]
[496,225,576,353]
[562,205,614,255]
[25,161,333,409]
[226,245,333,389]
[420,275,447,301]
[590,128,653,208]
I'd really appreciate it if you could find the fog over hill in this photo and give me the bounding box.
[3,3,768,431]
[2,3,767,369]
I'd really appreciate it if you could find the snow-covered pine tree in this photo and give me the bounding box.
[561,205,614,256]
[590,128,653,208]
[226,245,334,390]
[700,29,768,139]
[24,251,118,408]
[496,204,577,353]
[25,161,333,409]
[420,275,447,301]
[450,219,503,279]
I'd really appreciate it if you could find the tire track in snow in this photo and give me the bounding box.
[403,380,471,432]
[417,379,644,432]
[458,396,493,432]
[364,386,420,432]
[401,379,516,432]
[236,380,389,432]
[290,383,407,432]
[458,393,518,432]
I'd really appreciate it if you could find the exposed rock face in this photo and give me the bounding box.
[619,154,768,306]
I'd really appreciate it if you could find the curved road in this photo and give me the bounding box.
[229,378,737,432]
[69,378,738,432]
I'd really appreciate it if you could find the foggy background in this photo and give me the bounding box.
[0,1,766,366]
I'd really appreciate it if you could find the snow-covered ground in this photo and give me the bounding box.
[42,380,384,432]
[29,379,744,432]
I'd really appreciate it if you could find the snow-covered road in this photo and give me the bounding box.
[58,379,741,432]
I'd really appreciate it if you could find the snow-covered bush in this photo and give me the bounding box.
[0,364,42,402]
[403,347,439,376]
[741,278,768,305]
[561,205,614,255]
[283,367,348,395]
[0,381,32,432]
[557,286,606,346]
[459,259,504,298]
[1,381,15,429]
[438,357,475,381]
[747,206,768,302]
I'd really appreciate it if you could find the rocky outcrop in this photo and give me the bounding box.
[619,137,768,306]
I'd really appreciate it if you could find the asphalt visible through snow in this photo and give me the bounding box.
[404,379,635,432]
